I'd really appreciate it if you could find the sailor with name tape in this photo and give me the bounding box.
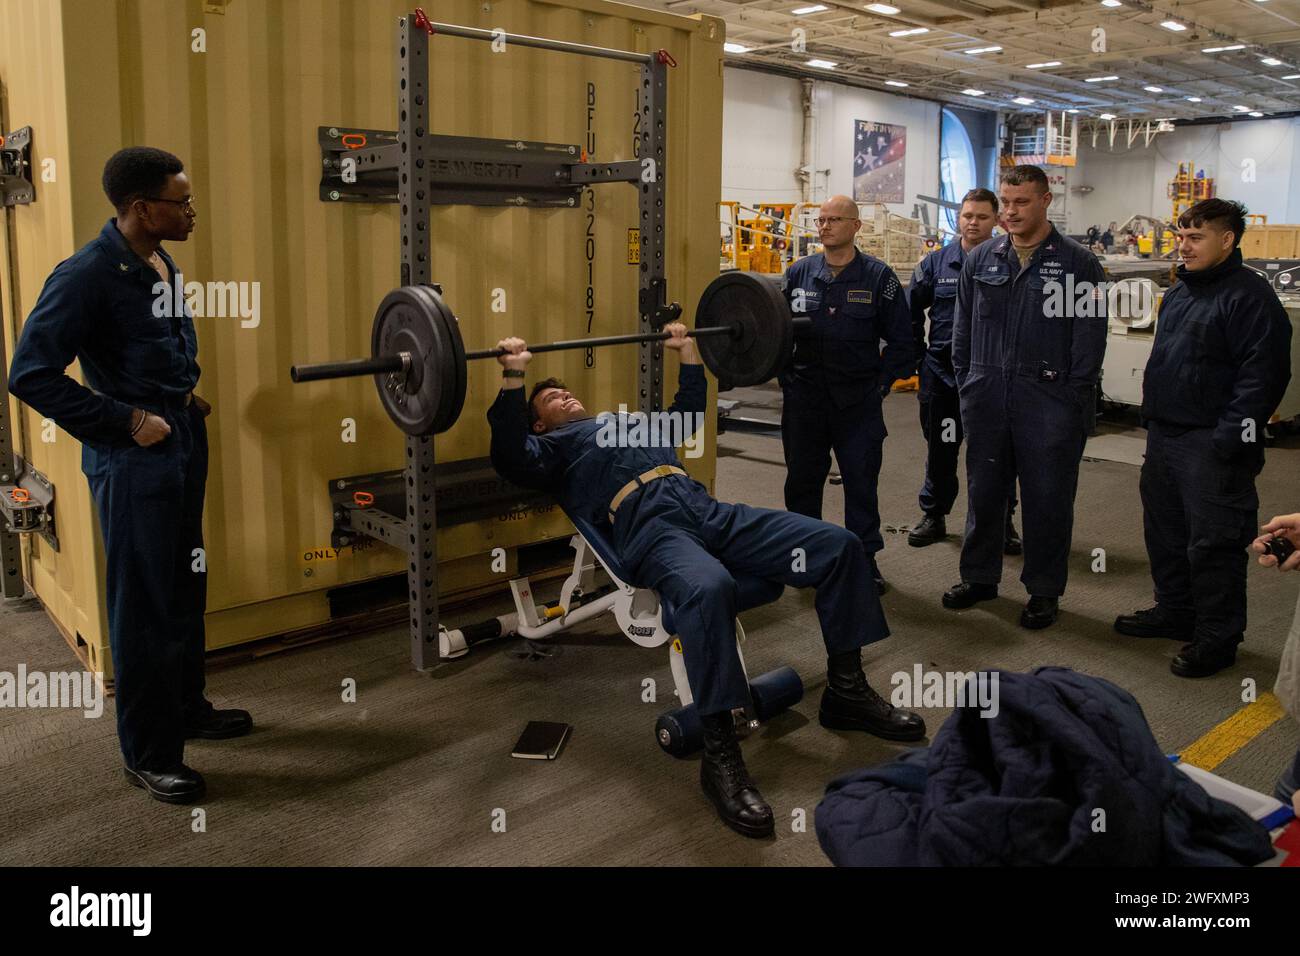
[906,187,1020,554]
[945,165,1107,629]
[779,194,916,594]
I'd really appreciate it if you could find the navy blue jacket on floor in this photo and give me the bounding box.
[1141,248,1292,461]
[815,668,1275,866]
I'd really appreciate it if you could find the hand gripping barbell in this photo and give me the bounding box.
[290,272,804,436]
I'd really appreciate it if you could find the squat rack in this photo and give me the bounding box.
[326,11,672,669]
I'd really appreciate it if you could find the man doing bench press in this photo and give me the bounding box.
[487,324,925,839]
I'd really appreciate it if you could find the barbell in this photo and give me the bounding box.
[289,271,799,436]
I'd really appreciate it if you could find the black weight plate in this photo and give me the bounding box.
[406,284,466,434]
[371,286,463,436]
[694,271,793,389]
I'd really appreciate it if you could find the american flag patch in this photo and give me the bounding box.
[882,276,900,300]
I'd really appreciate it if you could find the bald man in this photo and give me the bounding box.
[780,196,916,593]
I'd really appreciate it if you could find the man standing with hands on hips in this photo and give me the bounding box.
[780,195,916,594]
[8,147,250,805]
[944,165,1107,629]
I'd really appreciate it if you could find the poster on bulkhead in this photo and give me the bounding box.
[853,120,906,204]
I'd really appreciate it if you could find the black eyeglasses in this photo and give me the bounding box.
[144,196,196,212]
[814,216,858,227]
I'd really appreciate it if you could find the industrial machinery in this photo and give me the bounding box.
[719,202,816,273]
[1168,162,1214,223]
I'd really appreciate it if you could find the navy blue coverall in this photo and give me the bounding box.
[952,227,1107,597]
[908,238,1017,520]
[1140,248,1292,653]
[8,219,207,773]
[487,364,890,716]
[780,250,915,561]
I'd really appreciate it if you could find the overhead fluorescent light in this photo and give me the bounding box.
[885,80,909,87]
[1283,74,1300,80]
[1085,75,1119,82]
[964,45,1002,55]
[1249,111,1264,117]
[723,43,751,53]
[1233,105,1250,111]
[1067,108,1081,113]
[1261,57,1284,66]
[864,3,900,13]
[793,4,828,14]
[962,88,987,96]
[1186,96,1202,102]
[1160,20,1187,32]
[1204,44,1246,53]
[1026,61,1062,69]
[889,27,929,37]
[1100,1,1123,7]
[1099,113,1117,120]
[807,59,837,69]
[1012,96,1035,105]
[1144,85,1164,92]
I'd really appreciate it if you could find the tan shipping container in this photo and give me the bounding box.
[0,0,725,679]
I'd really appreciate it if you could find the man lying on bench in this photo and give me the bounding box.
[486,323,925,839]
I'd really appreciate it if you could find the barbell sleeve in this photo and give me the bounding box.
[290,354,406,383]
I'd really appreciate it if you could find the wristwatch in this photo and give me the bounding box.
[502,369,526,379]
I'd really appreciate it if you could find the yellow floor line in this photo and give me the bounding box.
[1179,693,1286,772]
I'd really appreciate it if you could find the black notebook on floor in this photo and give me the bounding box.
[511,721,572,760]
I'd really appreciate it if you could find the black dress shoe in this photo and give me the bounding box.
[820,650,927,741]
[1114,605,1194,641]
[1171,642,1238,679]
[1003,517,1022,556]
[1019,595,1059,629]
[908,515,946,547]
[699,711,774,838]
[942,581,997,609]
[124,765,206,804]
[185,708,253,740]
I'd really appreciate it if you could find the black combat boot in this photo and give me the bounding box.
[699,711,774,838]
[820,649,926,741]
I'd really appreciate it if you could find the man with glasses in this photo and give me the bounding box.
[779,195,915,594]
[9,147,250,805]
